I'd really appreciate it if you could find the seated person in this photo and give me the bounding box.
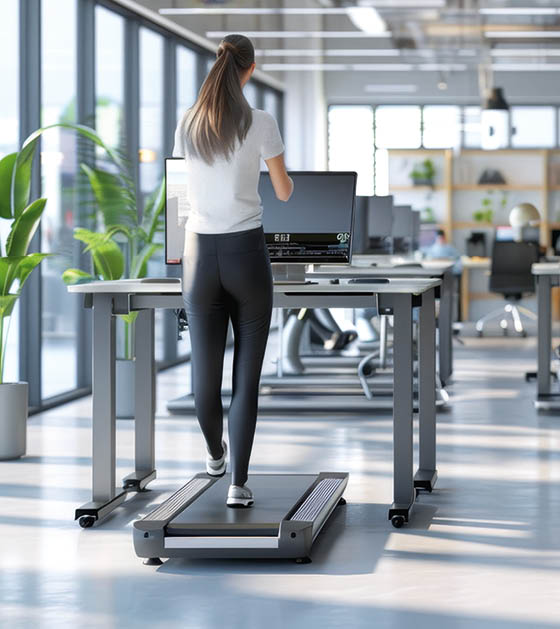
[424,229,462,274]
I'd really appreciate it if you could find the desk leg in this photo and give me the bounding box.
[388,293,415,527]
[536,276,553,408]
[75,294,127,527]
[439,270,453,385]
[123,309,157,492]
[415,288,438,492]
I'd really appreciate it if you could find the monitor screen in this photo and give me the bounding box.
[368,195,393,238]
[165,158,187,264]
[419,226,438,249]
[260,171,356,263]
[496,225,514,241]
[353,195,371,254]
[392,205,413,238]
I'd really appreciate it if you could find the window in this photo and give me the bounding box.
[328,106,374,196]
[423,106,461,149]
[245,82,259,108]
[463,106,481,148]
[95,6,124,151]
[0,0,19,383]
[139,27,164,200]
[140,28,166,360]
[41,0,79,398]
[511,106,556,148]
[264,89,281,121]
[177,46,197,124]
[375,106,421,149]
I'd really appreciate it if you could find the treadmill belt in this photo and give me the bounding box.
[166,474,315,537]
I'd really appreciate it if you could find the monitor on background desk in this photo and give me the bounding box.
[367,195,393,254]
[259,171,357,265]
[352,195,371,254]
[165,158,187,264]
[392,205,413,254]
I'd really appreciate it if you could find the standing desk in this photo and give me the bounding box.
[308,259,455,385]
[532,263,560,410]
[68,277,440,529]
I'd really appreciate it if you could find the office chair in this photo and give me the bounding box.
[475,240,538,337]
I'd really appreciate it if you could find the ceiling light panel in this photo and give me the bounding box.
[486,32,560,39]
[160,2,445,14]
[207,31,392,39]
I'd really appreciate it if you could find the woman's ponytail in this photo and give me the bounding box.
[184,34,254,164]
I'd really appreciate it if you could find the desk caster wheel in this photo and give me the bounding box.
[391,515,405,529]
[143,557,163,566]
[79,516,95,528]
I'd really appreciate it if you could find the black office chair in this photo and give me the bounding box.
[475,240,539,337]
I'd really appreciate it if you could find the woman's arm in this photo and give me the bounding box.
[265,153,293,202]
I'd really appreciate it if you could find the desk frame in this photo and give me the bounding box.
[70,281,439,528]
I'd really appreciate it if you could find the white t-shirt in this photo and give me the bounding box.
[172,109,285,234]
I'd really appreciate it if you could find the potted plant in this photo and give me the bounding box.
[61,127,165,419]
[0,138,52,458]
[410,158,436,187]
[473,190,508,224]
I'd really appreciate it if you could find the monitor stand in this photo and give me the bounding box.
[272,264,307,284]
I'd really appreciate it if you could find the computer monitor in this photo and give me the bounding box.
[368,195,393,238]
[521,226,540,243]
[165,158,187,264]
[392,205,413,254]
[495,225,514,242]
[367,195,393,254]
[411,210,421,251]
[260,171,357,264]
[352,195,370,255]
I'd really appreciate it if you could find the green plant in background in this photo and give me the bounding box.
[59,125,165,359]
[410,158,436,186]
[473,189,509,224]
[0,137,52,383]
[422,206,436,223]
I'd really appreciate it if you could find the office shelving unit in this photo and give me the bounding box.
[388,148,554,248]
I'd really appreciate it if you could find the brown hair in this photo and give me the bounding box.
[184,34,254,164]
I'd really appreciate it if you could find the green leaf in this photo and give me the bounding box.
[80,163,137,229]
[15,253,51,289]
[0,254,51,296]
[130,243,162,279]
[141,179,166,243]
[73,228,124,280]
[13,137,40,218]
[0,294,19,319]
[62,268,95,285]
[119,312,139,326]
[0,153,17,220]
[5,198,47,257]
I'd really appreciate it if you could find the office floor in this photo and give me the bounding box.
[1,333,560,629]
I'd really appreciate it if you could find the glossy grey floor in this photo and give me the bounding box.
[1,335,560,629]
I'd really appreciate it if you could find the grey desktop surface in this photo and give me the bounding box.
[167,474,316,536]
[68,277,440,294]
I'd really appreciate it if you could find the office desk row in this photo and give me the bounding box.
[68,275,441,529]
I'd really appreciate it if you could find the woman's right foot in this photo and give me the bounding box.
[206,440,227,477]
[227,484,254,508]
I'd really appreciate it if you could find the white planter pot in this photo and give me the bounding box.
[116,358,135,420]
[0,382,28,460]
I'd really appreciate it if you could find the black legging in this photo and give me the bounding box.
[182,227,273,487]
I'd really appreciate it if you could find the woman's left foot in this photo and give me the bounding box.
[227,485,254,508]
[206,440,227,476]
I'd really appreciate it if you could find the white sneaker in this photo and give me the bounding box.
[206,440,227,477]
[227,484,254,508]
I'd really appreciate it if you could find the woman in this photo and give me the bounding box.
[173,34,293,508]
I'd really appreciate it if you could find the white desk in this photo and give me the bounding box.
[68,276,440,529]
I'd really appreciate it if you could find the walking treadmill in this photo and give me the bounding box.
[134,472,348,564]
